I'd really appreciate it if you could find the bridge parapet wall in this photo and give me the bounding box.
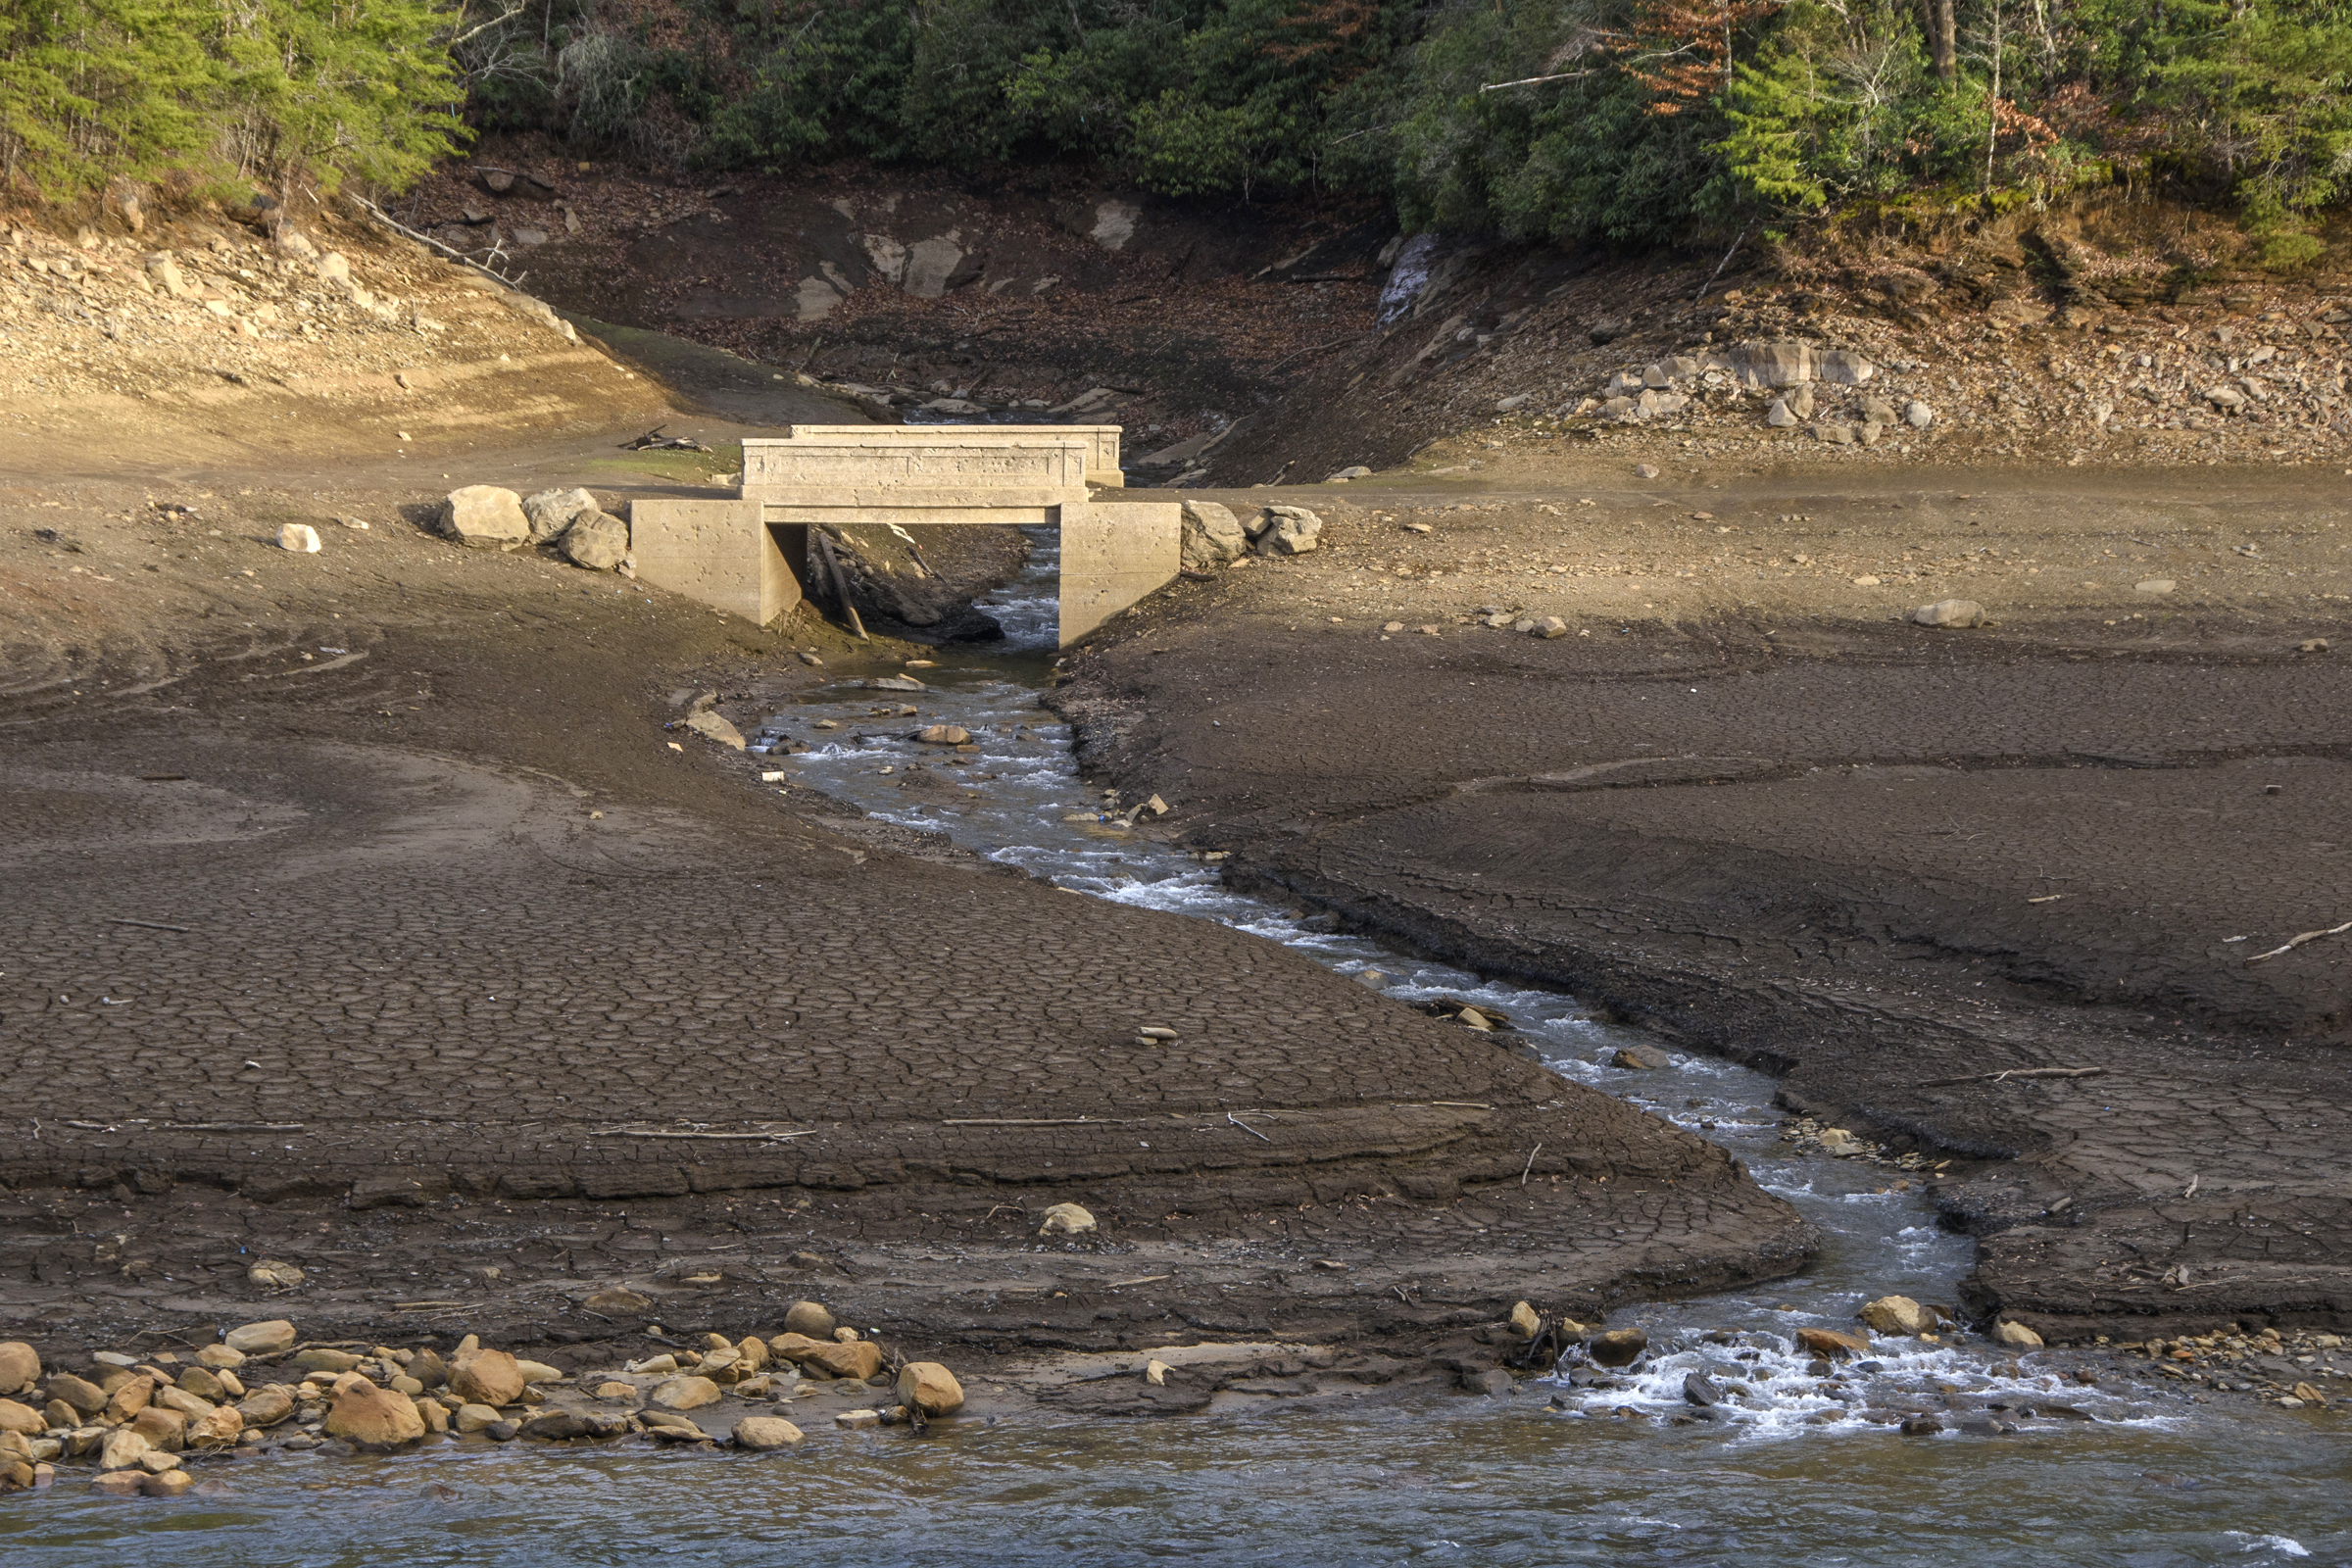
[770,424,1124,487]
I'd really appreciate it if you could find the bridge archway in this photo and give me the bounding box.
[629,427,1178,645]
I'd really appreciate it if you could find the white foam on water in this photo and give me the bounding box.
[969,524,1062,651]
[2230,1535,2311,1558]
[1544,1326,2175,1442]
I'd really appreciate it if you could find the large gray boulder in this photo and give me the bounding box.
[521,487,599,544]
[1252,505,1322,556]
[1816,348,1877,385]
[559,509,629,570]
[1913,598,1987,628]
[441,486,529,550]
[1716,341,1812,388]
[1179,501,1248,569]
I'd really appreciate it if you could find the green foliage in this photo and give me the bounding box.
[695,0,1402,196]
[702,0,921,165]
[1719,5,1929,211]
[6,0,2342,252]
[2108,0,2352,263]
[221,0,469,190]
[0,0,222,196]
[0,0,466,199]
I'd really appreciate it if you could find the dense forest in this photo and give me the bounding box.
[5,0,2349,259]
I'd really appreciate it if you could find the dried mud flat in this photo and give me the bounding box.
[1055,452,2352,1345]
[0,407,1813,1416]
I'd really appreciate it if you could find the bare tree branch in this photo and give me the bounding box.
[446,5,525,50]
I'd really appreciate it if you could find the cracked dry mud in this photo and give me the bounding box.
[0,429,1809,1378]
[1056,458,2352,1344]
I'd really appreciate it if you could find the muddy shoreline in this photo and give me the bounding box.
[0,439,1824,1401]
[1048,464,2352,1344]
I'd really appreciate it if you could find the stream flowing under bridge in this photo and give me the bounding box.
[629,425,1179,645]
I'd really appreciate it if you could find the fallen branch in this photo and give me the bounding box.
[444,8,525,49]
[1918,1066,2107,1088]
[108,917,190,933]
[2243,917,2352,967]
[351,195,526,289]
[1107,1274,1173,1288]
[1479,69,1601,92]
[943,1117,1107,1126]
[1267,333,1366,372]
[588,1127,817,1142]
[1228,1112,1273,1143]
[166,1121,303,1132]
[1521,1141,1544,1187]
[620,425,712,452]
[1693,220,1755,304]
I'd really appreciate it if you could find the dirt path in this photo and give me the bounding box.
[1056,449,2352,1342]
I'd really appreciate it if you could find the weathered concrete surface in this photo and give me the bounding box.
[780,424,1125,487]
[741,433,1092,514]
[1060,499,1181,644]
[626,497,799,626]
[637,430,1175,641]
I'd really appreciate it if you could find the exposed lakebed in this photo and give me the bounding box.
[16,406,2341,1568]
[8,540,2341,1565]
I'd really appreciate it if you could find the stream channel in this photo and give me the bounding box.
[6,377,2343,1568]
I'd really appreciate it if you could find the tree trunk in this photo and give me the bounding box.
[1925,0,1956,81]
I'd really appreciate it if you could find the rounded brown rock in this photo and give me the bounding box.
[449,1348,524,1408]
[732,1415,805,1450]
[895,1362,964,1417]
[222,1322,296,1357]
[781,1301,835,1339]
[322,1382,426,1448]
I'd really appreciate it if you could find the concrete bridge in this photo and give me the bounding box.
[629,425,1177,644]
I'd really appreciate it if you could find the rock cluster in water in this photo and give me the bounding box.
[0,1297,968,1498]
[1777,1115,1944,1173]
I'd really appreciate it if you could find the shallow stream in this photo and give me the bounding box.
[11,390,2341,1568]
